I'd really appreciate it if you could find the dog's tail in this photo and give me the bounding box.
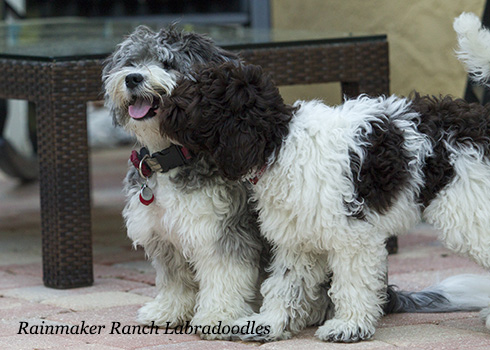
[454,12,490,85]
[385,274,490,314]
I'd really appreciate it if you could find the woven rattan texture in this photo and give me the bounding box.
[0,38,389,288]
[240,41,389,97]
[37,60,101,288]
[0,59,103,288]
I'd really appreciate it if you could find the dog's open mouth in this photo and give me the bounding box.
[128,97,160,120]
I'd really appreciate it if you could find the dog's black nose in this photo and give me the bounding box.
[125,73,144,89]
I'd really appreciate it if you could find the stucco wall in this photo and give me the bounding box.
[272,0,486,103]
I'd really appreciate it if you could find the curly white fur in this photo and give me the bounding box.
[123,171,258,335]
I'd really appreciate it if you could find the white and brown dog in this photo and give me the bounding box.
[454,11,490,330]
[157,57,490,342]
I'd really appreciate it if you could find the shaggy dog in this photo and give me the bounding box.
[454,11,490,330]
[158,61,490,342]
[102,26,269,340]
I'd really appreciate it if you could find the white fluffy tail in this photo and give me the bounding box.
[432,274,490,310]
[454,12,490,85]
[386,274,490,314]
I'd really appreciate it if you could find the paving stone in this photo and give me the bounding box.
[0,334,81,350]
[0,318,40,337]
[2,285,90,303]
[93,249,145,265]
[441,315,489,334]
[113,260,153,274]
[46,305,141,325]
[388,247,486,275]
[259,337,393,350]
[128,286,158,298]
[56,326,199,350]
[224,327,396,350]
[2,278,150,303]
[0,251,42,266]
[40,291,152,311]
[396,229,438,248]
[94,264,156,286]
[374,324,490,348]
[1,262,42,277]
[379,312,479,328]
[140,340,261,349]
[0,297,68,322]
[64,344,123,350]
[0,269,42,289]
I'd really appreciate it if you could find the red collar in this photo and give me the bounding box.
[247,165,268,185]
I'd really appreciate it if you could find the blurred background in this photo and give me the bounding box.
[273,0,486,103]
[0,0,487,183]
[1,0,485,97]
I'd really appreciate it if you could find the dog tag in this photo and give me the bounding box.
[139,183,154,206]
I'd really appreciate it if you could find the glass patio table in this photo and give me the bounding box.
[0,17,389,288]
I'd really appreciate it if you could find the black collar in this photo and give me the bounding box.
[131,145,192,177]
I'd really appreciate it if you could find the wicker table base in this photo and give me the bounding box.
[0,36,389,288]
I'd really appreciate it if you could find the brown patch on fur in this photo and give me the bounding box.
[160,62,296,180]
[348,118,412,218]
[412,93,490,207]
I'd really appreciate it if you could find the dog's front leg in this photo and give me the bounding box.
[235,247,330,342]
[315,241,387,342]
[190,247,259,340]
[137,241,198,327]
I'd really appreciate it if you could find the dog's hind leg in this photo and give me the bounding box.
[137,240,198,327]
[315,238,388,342]
[423,153,490,269]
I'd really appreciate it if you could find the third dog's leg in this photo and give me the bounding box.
[235,246,330,341]
[316,242,387,342]
[137,240,198,327]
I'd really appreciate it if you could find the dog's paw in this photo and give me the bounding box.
[231,314,291,342]
[137,298,193,327]
[315,319,374,343]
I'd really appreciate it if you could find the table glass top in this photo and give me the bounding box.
[0,17,385,61]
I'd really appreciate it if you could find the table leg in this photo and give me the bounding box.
[35,99,93,289]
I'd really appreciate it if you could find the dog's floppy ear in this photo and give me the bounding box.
[207,64,285,180]
[159,79,206,152]
[161,62,294,181]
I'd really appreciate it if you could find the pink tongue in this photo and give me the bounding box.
[129,100,152,119]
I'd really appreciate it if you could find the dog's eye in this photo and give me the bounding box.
[162,61,172,70]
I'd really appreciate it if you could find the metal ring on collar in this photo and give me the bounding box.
[138,154,150,179]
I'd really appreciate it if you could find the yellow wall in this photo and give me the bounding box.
[272,0,485,103]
